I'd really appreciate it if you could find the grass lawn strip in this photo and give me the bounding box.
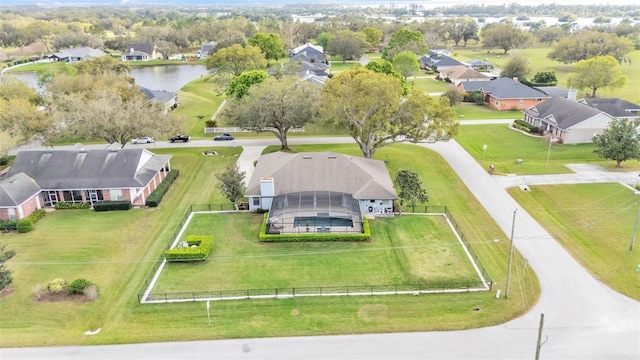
[145,211,488,303]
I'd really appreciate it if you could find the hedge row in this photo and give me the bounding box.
[54,202,91,210]
[259,213,371,242]
[164,235,213,262]
[93,201,131,211]
[513,119,540,134]
[146,170,180,208]
[14,209,47,233]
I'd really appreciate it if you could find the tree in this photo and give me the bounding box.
[216,163,246,210]
[441,86,463,106]
[0,77,52,143]
[321,69,458,159]
[481,23,532,54]
[500,54,531,81]
[383,29,427,60]
[530,71,557,86]
[248,33,287,64]
[537,26,566,45]
[392,51,420,80]
[326,30,368,63]
[592,119,640,168]
[48,72,178,147]
[365,60,408,95]
[0,243,16,291]
[220,76,320,151]
[316,32,332,50]
[443,17,478,47]
[548,30,634,64]
[566,55,626,97]
[361,26,383,50]
[205,44,267,76]
[394,169,428,212]
[226,70,268,99]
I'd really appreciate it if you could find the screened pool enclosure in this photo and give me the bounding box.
[266,191,364,234]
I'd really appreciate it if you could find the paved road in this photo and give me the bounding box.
[2,138,639,359]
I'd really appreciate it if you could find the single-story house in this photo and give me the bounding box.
[419,51,466,72]
[246,152,398,234]
[290,43,326,63]
[296,60,329,85]
[197,41,217,59]
[0,173,42,221]
[578,98,640,121]
[48,47,107,63]
[535,86,575,99]
[137,86,179,112]
[0,149,172,220]
[122,43,161,61]
[521,96,613,144]
[439,65,494,86]
[459,77,550,111]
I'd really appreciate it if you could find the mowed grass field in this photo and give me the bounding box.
[508,183,640,300]
[153,213,481,294]
[0,143,539,347]
[455,124,640,175]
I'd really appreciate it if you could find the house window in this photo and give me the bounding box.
[519,99,524,105]
[109,190,123,201]
[63,190,83,203]
[7,208,16,220]
[495,100,499,105]
[253,197,260,206]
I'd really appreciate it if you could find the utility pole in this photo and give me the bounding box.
[630,205,640,251]
[505,209,517,299]
[535,313,545,360]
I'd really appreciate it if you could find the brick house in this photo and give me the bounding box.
[459,78,550,111]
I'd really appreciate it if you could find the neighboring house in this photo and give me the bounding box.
[137,86,179,112]
[439,65,493,86]
[48,47,107,63]
[578,98,640,121]
[1,149,172,218]
[122,43,161,61]
[296,60,329,85]
[246,152,397,233]
[521,96,613,144]
[459,77,550,111]
[535,86,575,99]
[197,41,217,59]
[291,43,326,63]
[419,51,466,72]
[0,173,42,221]
[467,59,494,71]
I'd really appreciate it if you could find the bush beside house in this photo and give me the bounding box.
[146,170,180,207]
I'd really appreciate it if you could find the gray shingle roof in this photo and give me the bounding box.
[50,47,107,59]
[126,43,155,56]
[522,96,607,129]
[0,173,41,207]
[246,152,397,200]
[460,78,550,100]
[6,149,171,190]
[579,98,640,118]
[137,86,177,104]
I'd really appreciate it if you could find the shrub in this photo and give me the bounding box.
[68,278,91,295]
[16,219,33,233]
[164,235,213,261]
[0,155,8,166]
[83,285,99,301]
[146,170,180,207]
[255,208,269,214]
[48,278,66,293]
[55,202,91,210]
[93,201,131,211]
[0,220,17,231]
[513,119,539,133]
[4,209,45,233]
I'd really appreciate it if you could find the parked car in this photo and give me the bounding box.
[170,134,190,143]
[214,133,234,141]
[131,137,154,144]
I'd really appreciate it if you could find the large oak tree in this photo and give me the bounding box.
[321,68,458,159]
[481,23,532,54]
[566,55,626,97]
[592,118,640,168]
[205,44,267,76]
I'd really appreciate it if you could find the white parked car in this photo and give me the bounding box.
[131,137,154,144]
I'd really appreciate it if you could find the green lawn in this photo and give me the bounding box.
[0,144,539,347]
[455,103,522,120]
[508,183,640,300]
[455,124,640,175]
[329,61,361,73]
[174,74,225,139]
[153,213,480,294]
[411,77,450,93]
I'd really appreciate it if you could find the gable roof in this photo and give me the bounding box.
[246,152,397,200]
[440,66,492,80]
[522,96,608,129]
[137,86,177,104]
[292,42,323,54]
[198,41,217,57]
[420,51,466,68]
[126,43,155,55]
[535,86,570,98]
[578,98,640,118]
[50,47,107,60]
[0,173,41,207]
[6,149,171,190]
[460,78,550,100]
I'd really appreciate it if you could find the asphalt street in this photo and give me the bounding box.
[2,137,639,359]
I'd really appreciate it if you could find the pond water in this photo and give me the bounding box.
[5,64,209,93]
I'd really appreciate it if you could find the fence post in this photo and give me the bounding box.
[165,293,167,302]
[293,288,295,297]
[275,288,278,298]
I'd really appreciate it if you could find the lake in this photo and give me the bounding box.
[5,64,209,93]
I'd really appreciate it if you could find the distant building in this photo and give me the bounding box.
[48,47,107,63]
[137,86,178,113]
[197,41,217,59]
[122,43,161,61]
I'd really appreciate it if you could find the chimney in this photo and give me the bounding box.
[567,88,578,101]
[130,48,134,53]
[513,77,518,82]
[260,177,274,198]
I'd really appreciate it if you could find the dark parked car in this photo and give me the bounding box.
[170,134,190,143]
[214,133,234,141]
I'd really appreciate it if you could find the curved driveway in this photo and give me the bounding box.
[2,138,639,359]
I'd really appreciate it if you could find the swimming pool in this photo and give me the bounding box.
[293,216,354,228]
